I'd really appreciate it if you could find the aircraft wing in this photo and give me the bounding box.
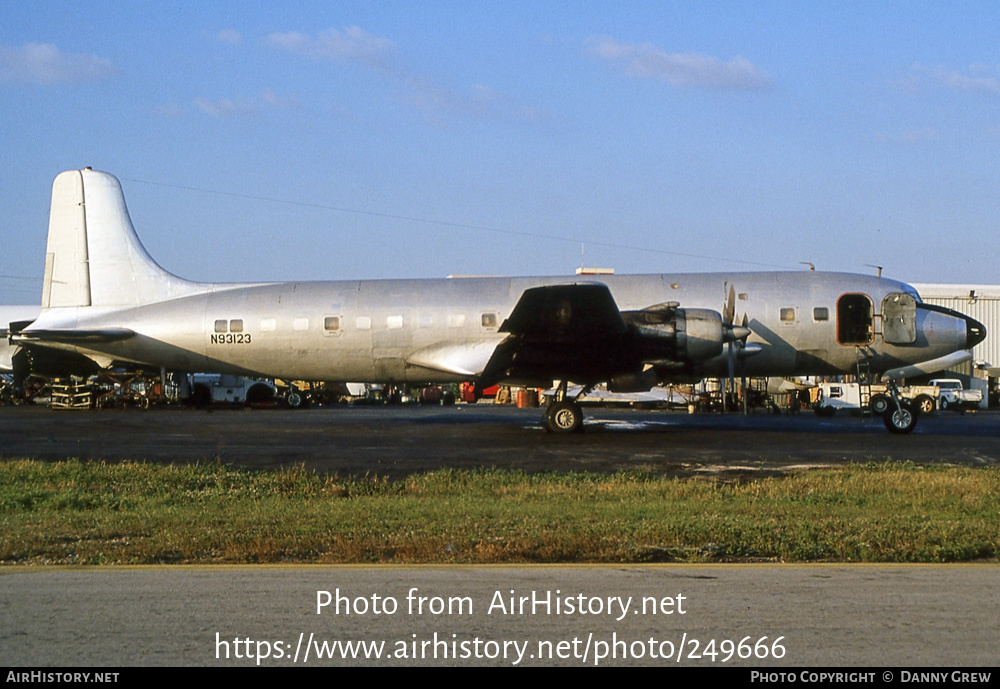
[478,283,638,389]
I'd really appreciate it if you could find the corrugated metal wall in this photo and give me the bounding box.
[912,284,1000,369]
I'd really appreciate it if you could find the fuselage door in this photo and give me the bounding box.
[882,293,917,344]
[836,293,874,345]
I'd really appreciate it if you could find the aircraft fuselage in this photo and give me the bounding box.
[27,271,977,386]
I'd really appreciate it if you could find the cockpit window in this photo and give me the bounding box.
[902,284,922,303]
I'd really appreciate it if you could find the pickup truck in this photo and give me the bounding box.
[813,382,937,416]
[928,379,983,412]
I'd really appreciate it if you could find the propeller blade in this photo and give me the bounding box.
[724,284,736,325]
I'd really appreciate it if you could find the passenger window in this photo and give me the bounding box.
[356,317,372,330]
[293,318,309,331]
[780,307,796,322]
[229,319,243,333]
[481,313,498,328]
[813,307,829,322]
[214,319,227,333]
[261,318,276,332]
[324,316,340,331]
[387,316,403,330]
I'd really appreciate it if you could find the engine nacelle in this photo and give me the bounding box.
[678,308,727,361]
[607,369,660,393]
[625,305,727,364]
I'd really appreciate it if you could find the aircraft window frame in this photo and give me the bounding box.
[836,293,874,346]
[387,315,403,330]
[779,307,796,323]
[214,319,228,333]
[813,307,829,322]
[261,318,277,333]
[229,319,243,333]
[356,316,372,331]
[324,316,341,332]
[481,312,498,329]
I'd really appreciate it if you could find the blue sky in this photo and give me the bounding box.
[2,1,999,304]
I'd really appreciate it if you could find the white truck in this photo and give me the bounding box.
[190,374,276,406]
[813,382,938,416]
[928,378,983,412]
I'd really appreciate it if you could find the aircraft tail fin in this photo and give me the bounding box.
[42,168,201,309]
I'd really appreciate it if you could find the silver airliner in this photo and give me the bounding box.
[9,168,986,433]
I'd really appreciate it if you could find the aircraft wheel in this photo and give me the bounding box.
[915,394,935,415]
[545,401,583,433]
[869,394,890,415]
[883,405,917,434]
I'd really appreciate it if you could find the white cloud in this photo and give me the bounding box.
[586,36,770,90]
[262,25,547,126]
[261,88,298,108]
[193,90,297,118]
[217,29,243,45]
[876,127,940,144]
[265,26,393,71]
[930,65,1000,94]
[0,42,116,85]
[902,64,1000,95]
[194,97,251,118]
[401,77,548,125]
[156,102,183,116]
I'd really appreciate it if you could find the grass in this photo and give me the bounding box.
[1,460,997,565]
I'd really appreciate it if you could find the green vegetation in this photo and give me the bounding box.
[1,460,997,565]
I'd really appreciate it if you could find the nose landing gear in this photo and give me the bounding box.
[882,380,918,434]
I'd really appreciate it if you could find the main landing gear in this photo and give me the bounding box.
[543,381,589,433]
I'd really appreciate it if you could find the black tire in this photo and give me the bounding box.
[545,401,583,433]
[940,398,950,411]
[245,383,275,406]
[883,404,918,434]
[869,394,890,415]
[189,383,212,408]
[914,394,935,415]
[286,391,305,409]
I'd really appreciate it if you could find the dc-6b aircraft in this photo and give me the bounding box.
[9,168,986,433]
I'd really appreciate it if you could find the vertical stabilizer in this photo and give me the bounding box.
[43,171,91,308]
[41,169,202,309]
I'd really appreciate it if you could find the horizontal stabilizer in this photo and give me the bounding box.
[15,328,135,343]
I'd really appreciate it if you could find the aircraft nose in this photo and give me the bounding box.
[965,315,987,349]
